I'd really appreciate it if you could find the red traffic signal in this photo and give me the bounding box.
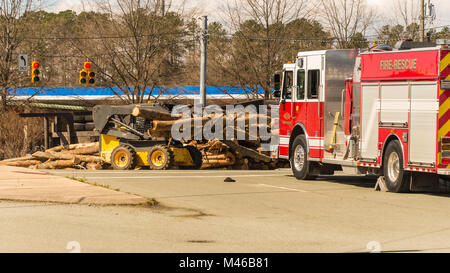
[31,61,40,83]
[84,62,92,70]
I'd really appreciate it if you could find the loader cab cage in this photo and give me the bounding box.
[93,104,168,141]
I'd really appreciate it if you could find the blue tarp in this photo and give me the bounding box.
[14,86,265,97]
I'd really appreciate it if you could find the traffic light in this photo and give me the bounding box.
[82,61,95,85]
[79,69,87,84]
[84,61,91,70]
[31,61,40,83]
[88,71,95,84]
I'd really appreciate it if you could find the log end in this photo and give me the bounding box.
[131,106,141,117]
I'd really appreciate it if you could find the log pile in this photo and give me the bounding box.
[188,139,289,170]
[131,105,289,170]
[0,142,102,170]
[1,104,290,171]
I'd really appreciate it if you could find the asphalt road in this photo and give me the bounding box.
[2,169,450,253]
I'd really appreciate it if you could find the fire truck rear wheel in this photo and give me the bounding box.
[291,135,316,180]
[383,141,410,193]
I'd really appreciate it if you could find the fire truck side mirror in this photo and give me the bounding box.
[272,73,281,98]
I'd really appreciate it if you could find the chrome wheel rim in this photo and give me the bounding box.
[294,145,305,171]
[387,152,400,182]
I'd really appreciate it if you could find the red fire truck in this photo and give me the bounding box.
[273,39,450,192]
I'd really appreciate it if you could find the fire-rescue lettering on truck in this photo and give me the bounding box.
[272,39,450,193]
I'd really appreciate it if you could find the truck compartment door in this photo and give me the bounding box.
[360,84,379,161]
[409,82,437,165]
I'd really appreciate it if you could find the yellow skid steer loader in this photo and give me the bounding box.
[93,104,202,170]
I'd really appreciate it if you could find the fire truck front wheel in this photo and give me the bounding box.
[291,135,316,180]
[383,141,410,193]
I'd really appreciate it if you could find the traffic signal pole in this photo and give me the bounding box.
[200,16,208,108]
[420,0,425,42]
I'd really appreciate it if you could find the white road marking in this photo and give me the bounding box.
[77,174,288,179]
[258,184,308,193]
[49,170,291,175]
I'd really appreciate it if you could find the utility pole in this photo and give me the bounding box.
[161,0,165,16]
[200,16,208,108]
[420,0,425,42]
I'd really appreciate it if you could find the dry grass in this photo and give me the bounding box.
[0,110,44,160]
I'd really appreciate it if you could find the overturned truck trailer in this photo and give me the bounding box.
[274,40,450,192]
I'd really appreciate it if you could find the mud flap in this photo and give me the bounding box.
[376,174,450,193]
[409,173,440,192]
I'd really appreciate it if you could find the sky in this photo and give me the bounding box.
[46,0,450,31]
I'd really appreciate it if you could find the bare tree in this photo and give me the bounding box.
[319,0,375,48]
[214,0,314,100]
[389,0,421,40]
[70,0,188,104]
[0,0,38,111]
[394,0,418,28]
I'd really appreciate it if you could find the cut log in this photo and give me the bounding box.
[132,106,182,121]
[75,155,102,164]
[151,116,212,132]
[32,151,74,161]
[234,114,271,125]
[221,140,272,163]
[86,163,103,170]
[67,143,99,155]
[0,160,42,167]
[0,156,34,163]
[201,158,235,169]
[35,158,81,170]
[204,152,235,163]
[32,151,101,164]
[46,142,99,153]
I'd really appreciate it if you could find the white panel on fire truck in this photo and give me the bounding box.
[409,82,438,165]
[306,54,324,101]
[306,55,322,69]
[380,84,409,124]
[360,84,379,160]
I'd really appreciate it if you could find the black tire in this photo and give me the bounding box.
[180,146,203,169]
[110,145,137,170]
[383,141,410,193]
[290,135,316,180]
[148,145,174,170]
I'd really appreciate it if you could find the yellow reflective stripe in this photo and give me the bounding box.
[439,97,450,118]
[442,53,450,72]
[439,118,450,139]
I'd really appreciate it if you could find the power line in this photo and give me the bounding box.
[426,24,450,30]
[4,27,449,59]
[19,31,188,41]
[6,22,449,44]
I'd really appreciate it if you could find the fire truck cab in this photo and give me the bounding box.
[275,40,450,192]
